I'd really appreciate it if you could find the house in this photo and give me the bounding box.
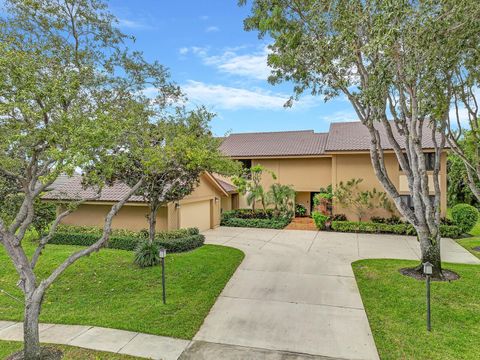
[43,172,232,232]
[44,121,447,231]
[219,121,447,220]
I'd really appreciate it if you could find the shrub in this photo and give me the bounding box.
[50,226,203,252]
[134,240,162,267]
[331,214,347,221]
[222,209,275,220]
[221,217,290,229]
[371,215,403,225]
[312,211,329,230]
[451,203,479,233]
[295,204,307,217]
[331,221,462,238]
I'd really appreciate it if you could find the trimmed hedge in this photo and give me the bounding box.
[50,226,203,253]
[221,217,291,229]
[221,209,276,220]
[451,203,479,233]
[331,220,463,238]
[312,211,329,230]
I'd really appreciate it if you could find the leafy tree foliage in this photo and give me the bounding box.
[266,183,295,216]
[447,153,480,207]
[0,0,179,358]
[233,164,275,211]
[240,0,480,276]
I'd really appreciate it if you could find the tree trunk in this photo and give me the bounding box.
[148,204,159,244]
[23,296,42,360]
[417,229,442,277]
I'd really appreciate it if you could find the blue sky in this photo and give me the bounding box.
[109,0,358,136]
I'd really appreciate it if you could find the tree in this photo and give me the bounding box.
[0,0,179,358]
[233,164,275,211]
[240,0,480,277]
[447,152,480,207]
[267,183,295,216]
[118,107,239,244]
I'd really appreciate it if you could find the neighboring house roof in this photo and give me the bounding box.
[220,121,443,157]
[214,177,237,194]
[325,121,439,152]
[43,172,229,203]
[42,174,145,203]
[220,130,328,157]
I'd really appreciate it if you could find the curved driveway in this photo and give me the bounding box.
[190,227,479,360]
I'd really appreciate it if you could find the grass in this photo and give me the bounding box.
[0,340,143,359]
[0,243,244,340]
[456,214,480,259]
[353,259,480,360]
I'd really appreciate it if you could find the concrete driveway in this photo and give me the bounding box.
[187,227,480,360]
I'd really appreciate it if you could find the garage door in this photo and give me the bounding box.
[180,200,211,231]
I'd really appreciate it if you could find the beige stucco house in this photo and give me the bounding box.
[219,121,447,220]
[45,121,447,231]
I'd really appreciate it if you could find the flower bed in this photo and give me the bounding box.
[221,209,292,229]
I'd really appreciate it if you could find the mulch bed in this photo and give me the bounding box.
[399,267,460,282]
[7,347,63,360]
[473,246,480,252]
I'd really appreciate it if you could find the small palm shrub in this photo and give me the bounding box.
[295,204,307,217]
[451,203,479,233]
[134,240,162,268]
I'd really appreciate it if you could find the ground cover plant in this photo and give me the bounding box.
[0,243,244,340]
[353,259,480,360]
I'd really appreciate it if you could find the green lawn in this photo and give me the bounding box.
[456,215,480,259]
[0,243,244,339]
[0,340,143,359]
[353,259,480,360]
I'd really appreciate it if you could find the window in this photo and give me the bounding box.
[398,153,437,171]
[239,159,252,170]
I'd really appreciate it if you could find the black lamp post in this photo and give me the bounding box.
[159,248,167,304]
[423,261,433,331]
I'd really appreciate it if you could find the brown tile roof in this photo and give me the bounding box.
[214,177,237,193]
[220,121,443,157]
[325,121,440,152]
[42,175,145,203]
[220,130,328,157]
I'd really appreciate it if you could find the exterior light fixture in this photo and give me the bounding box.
[159,248,167,304]
[215,197,219,203]
[423,262,433,331]
[175,202,181,209]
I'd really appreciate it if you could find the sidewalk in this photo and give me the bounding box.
[0,321,190,360]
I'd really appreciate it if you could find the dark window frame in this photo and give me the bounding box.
[398,152,437,172]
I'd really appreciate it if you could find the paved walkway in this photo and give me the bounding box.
[1,228,478,360]
[285,217,317,231]
[196,227,480,360]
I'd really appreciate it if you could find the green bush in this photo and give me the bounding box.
[50,226,203,252]
[134,240,162,267]
[331,221,462,238]
[312,211,329,230]
[221,217,290,229]
[295,204,307,217]
[451,203,479,233]
[222,209,275,220]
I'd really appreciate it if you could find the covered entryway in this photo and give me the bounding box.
[180,200,212,231]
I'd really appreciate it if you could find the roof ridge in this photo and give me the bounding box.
[229,129,315,136]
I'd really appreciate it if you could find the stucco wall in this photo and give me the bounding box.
[61,204,168,231]
[295,192,311,215]
[253,157,332,192]
[331,152,447,220]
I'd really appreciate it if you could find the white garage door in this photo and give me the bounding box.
[180,200,211,231]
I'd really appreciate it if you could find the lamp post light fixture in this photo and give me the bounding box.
[159,248,167,304]
[423,261,433,331]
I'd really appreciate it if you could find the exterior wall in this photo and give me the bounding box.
[331,152,447,220]
[253,157,332,191]
[221,196,232,212]
[61,203,168,231]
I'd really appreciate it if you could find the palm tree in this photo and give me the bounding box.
[267,183,296,215]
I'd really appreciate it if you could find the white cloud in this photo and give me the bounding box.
[184,45,272,80]
[118,18,153,30]
[199,15,209,21]
[205,26,220,33]
[320,110,359,123]
[183,81,290,110]
[178,47,189,55]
